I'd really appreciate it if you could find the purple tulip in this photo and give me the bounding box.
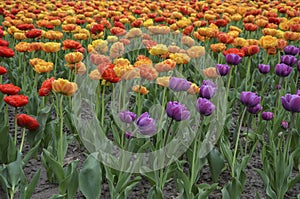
[120,111,136,123]
[281,94,300,112]
[169,77,191,92]
[258,64,270,74]
[136,112,156,135]
[262,111,274,121]
[280,55,297,66]
[297,60,300,72]
[166,101,190,121]
[247,104,262,114]
[199,80,217,99]
[216,64,230,76]
[225,53,242,65]
[240,91,261,107]
[275,63,292,77]
[284,45,299,55]
[195,97,215,116]
[281,120,288,129]
[125,132,133,139]
[296,90,300,96]
[276,84,282,90]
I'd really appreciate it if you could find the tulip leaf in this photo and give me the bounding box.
[23,168,41,199]
[42,149,64,183]
[79,154,102,199]
[208,148,225,182]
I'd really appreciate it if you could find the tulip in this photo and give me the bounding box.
[125,132,133,139]
[284,45,299,55]
[281,120,288,129]
[280,55,297,66]
[17,114,40,131]
[195,97,215,116]
[52,78,78,96]
[4,95,29,107]
[0,46,14,58]
[199,80,217,99]
[120,111,136,123]
[0,84,21,95]
[169,77,191,92]
[258,64,270,74]
[262,112,274,121]
[275,63,292,77]
[240,91,261,107]
[136,112,156,135]
[281,94,300,112]
[216,64,230,76]
[166,101,190,121]
[225,53,242,65]
[247,104,262,114]
[0,66,7,75]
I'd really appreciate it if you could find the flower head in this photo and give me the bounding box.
[52,78,78,96]
[196,98,215,116]
[240,92,261,107]
[166,101,190,121]
[169,77,191,92]
[225,53,242,65]
[262,112,274,121]
[136,112,156,136]
[199,80,217,99]
[258,64,270,74]
[275,63,292,77]
[280,55,297,66]
[0,84,21,95]
[281,94,300,112]
[216,64,230,76]
[247,104,262,114]
[17,114,40,131]
[120,111,136,123]
[4,95,29,107]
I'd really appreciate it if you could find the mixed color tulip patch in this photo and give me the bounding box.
[0,0,299,198]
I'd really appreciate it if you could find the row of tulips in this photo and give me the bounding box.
[0,0,300,198]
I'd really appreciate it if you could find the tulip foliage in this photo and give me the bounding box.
[0,0,300,199]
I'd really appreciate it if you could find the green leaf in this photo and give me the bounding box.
[24,169,41,199]
[42,149,64,183]
[255,168,277,199]
[79,154,102,199]
[23,141,41,165]
[207,148,225,182]
[221,178,243,199]
[48,194,66,199]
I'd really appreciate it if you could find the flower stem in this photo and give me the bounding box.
[19,128,26,153]
[14,108,18,145]
[226,65,233,98]
[163,119,173,146]
[58,95,64,165]
[231,107,247,177]
[245,57,251,91]
[101,85,106,126]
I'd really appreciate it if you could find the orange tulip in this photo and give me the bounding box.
[52,78,78,96]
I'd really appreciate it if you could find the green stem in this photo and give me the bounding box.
[226,66,233,98]
[163,119,174,146]
[231,107,247,177]
[19,128,26,153]
[245,57,251,91]
[4,104,8,126]
[101,85,106,126]
[59,95,64,165]
[14,108,18,145]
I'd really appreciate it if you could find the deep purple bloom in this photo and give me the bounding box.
[262,111,274,121]
[297,60,300,72]
[258,64,270,74]
[284,45,299,55]
[136,112,156,135]
[216,64,230,76]
[169,77,191,92]
[280,55,297,66]
[120,111,136,123]
[281,120,288,129]
[275,63,292,77]
[225,53,242,65]
[281,94,300,112]
[166,101,190,121]
[125,132,133,139]
[240,91,261,107]
[195,97,215,116]
[199,80,217,99]
[247,104,262,114]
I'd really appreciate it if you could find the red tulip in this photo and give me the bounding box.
[90,24,104,34]
[62,39,82,50]
[242,45,260,56]
[17,114,40,131]
[16,24,35,30]
[0,66,7,75]
[0,39,9,46]
[100,64,121,83]
[223,48,245,57]
[38,77,55,96]
[0,46,14,58]
[110,27,126,36]
[25,29,42,38]
[4,95,28,107]
[0,84,21,95]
